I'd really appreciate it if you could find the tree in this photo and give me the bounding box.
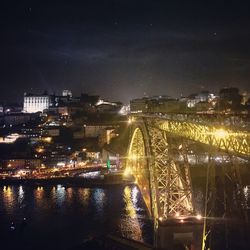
[218,87,243,112]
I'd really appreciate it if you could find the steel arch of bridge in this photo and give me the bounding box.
[126,117,194,223]
[126,116,249,249]
[126,116,250,221]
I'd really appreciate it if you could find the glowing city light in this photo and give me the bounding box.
[36,147,45,153]
[42,137,52,143]
[128,117,135,124]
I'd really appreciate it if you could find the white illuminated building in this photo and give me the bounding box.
[23,93,50,113]
[62,90,72,97]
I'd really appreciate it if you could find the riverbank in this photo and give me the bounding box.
[0,174,134,187]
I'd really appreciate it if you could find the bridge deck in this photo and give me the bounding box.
[151,118,250,157]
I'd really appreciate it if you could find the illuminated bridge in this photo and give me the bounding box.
[125,115,250,249]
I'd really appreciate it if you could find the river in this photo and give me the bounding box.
[0,182,249,250]
[0,184,153,250]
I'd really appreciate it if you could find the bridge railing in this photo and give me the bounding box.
[131,113,250,131]
[156,119,250,157]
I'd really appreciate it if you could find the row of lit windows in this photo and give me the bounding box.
[24,104,48,107]
[24,100,48,101]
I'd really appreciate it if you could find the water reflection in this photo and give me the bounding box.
[94,188,106,215]
[19,185,24,198]
[50,185,67,207]
[34,186,45,209]
[66,187,73,202]
[0,185,151,249]
[244,185,250,209]
[78,188,90,205]
[2,186,15,214]
[56,185,66,205]
[18,185,24,206]
[120,186,143,241]
[132,186,139,205]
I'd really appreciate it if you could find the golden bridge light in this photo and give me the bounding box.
[127,121,195,223]
[123,167,132,176]
[175,212,180,217]
[128,117,135,124]
[126,115,249,250]
[196,214,202,220]
[159,118,249,156]
[214,128,229,139]
[128,154,137,161]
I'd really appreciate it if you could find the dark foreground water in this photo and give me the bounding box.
[0,184,153,250]
[1,183,250,250]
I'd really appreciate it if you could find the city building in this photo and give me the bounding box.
[130,96,182,114]
[130,98,149,113]
[21,126,43,138]
[42,127,60,137]
[98,128,118,146]
[83,124,117,138]
[49,93,99,115]
[186,91,215,108]
[4,103,23,113]
[23,93,50,113]
[1,158,41,169]
[119,104,130,115]
[62,90,72,97]
[96,100,122,113]
[4,113,31,126]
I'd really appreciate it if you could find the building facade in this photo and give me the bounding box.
[62,90,72,97]
[23,93,50,113]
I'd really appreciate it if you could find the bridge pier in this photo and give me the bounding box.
[156,220,203,250]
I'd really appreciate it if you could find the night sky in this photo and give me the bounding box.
[1,0,250,103]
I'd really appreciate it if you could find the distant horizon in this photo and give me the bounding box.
[0,85,248,106]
